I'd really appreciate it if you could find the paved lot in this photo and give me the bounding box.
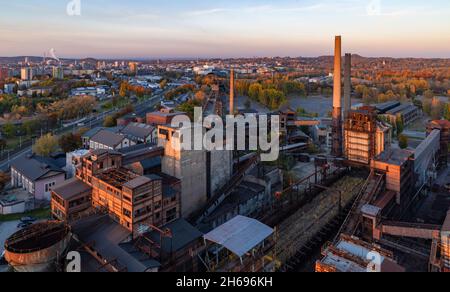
[287,95,360,117]
[0,221,20,254]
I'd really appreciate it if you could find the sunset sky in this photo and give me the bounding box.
[1,0,449,58]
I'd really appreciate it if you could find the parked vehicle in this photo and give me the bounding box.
[17,222,32,229]
[20,217,37,223]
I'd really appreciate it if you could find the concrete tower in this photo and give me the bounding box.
[332,36,343,157]
[344,53,352,118]
[229,68,235,115]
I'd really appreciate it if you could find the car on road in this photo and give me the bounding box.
[20,216,37,223]
[17,222,32,229]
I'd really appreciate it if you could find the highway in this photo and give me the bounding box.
[0,94,163,172]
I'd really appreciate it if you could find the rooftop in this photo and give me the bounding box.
[319,235,405,272]
[204,215,274,257]
[122,123,154,139]
[144,218,203,253]
[52,178,92,200]
[374,148,413,166]
[72,215,156,272]
[123,176,153,189]
[386,104,417,115]
[90,130,125,147]
[11,155,65,182]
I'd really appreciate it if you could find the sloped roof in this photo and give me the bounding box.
[90,130,125,147]
[203,215,274,257]
[11,155,65,181]
[52,178,92,200]
[122,123,154,139]
[146,219,203,253]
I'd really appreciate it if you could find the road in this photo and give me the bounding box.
[0,221,20,254]
[0,94,163,172]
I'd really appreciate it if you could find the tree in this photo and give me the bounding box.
[119,82,128,97]
[248,83,263,101]
[2,123,16,138]
[423,98,432,116]
[33,134,59,157]
[159,79,168,89]
[424,89,434,99]
[0,171,9,191]
[431,98,444,120]
[396,116,404,136]
[444,103,450,121]
[59,133,82,153]
[22,120,38,136]
[176,99,202,120]
[398,134,408,149]
[103,115,117,127]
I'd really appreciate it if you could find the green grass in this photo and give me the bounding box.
[0,207,51,222]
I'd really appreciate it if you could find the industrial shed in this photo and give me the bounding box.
[202,215,277,272]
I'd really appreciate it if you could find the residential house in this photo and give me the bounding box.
[89,129,134,150]
[121,122,156,144]
[11,154,66,201]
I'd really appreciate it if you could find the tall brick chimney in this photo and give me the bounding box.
[230,68,235,115]
[344,53,352,118]
[332,36,343,157]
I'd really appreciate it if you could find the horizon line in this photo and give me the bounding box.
[1,54,450,61]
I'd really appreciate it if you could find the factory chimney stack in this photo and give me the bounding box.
[344,53,352,117]
[230,68,235,115]
[332,36,343,157]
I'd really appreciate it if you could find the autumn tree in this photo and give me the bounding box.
[59,132,82,153]
[33,134,59,157]
[0,171,9,191]
[396,116,404,136]
[431,98,444,120]
[444,103,450,121]
[248,83,263,101]
[103,115,117,127]
[2,123,16,138]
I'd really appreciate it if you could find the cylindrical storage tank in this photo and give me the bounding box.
[4,221,72,272]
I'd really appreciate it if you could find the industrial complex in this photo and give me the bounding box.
[1,36,449,274]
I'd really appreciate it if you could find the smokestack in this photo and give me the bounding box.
[230,68,235,115]
[344,53,352,117]
[333,36,342,110]
[332,36,343,157]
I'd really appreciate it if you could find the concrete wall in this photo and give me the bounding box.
[414,129,440,186]
[35,174,66,201]
[0,201,26,215]
[163,150,207,218]
[159,125,207,218]
[209,150,232,195]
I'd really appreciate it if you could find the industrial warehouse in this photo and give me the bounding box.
[1,36,449,274]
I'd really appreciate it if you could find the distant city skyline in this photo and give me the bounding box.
[1,0,450,58]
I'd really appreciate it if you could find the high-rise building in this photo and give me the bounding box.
[129,62,138,74]
[21,67,33,81]
[52,66,64,79]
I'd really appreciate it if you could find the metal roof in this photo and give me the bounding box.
[203,215,274,257]
[11,155,65,182]
[90,130,125,147]
[52,178,92,200]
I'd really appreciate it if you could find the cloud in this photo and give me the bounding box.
[184,3,331,17]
